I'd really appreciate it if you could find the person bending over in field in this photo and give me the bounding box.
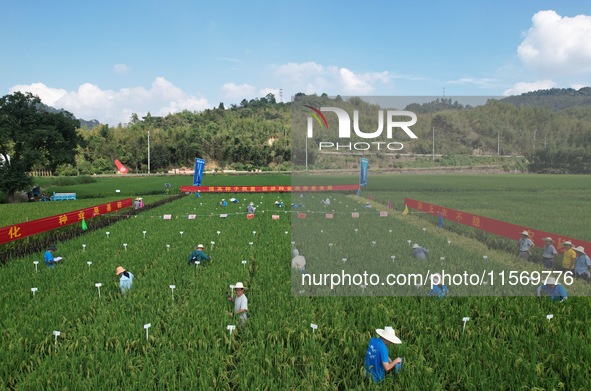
[560,241,577,273]
[291,248,306,272]
[247,202,256,214]
[364,327,403,383]
[540,237,557,268]
[187,244,211,266]
[536,277,567,302]
[573,246,591,281]
[44,244,62,267]
[411,243,429,260]
[429,273,448,298]
[517,231,534,260]
[116,266,134,294]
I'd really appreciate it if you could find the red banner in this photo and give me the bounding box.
[404,198,591,251]
[180,184,359,193]
[0,198,133,245]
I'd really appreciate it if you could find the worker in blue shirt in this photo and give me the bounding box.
[364,327,403,383]
[116,266,134,294]
[429,273,448,298]
[44,245,61,267]
[536,277,567,302]
[187,244,211,266]
[220,199,228,207]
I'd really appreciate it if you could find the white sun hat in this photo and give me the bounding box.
[376,327,402,344]
[234,282,246,289]
[431,273,442,285]
[546,277,557,285]
[197,244,204,248]
[521,231,529,236]
[573,246,586,255]
[412,243,420,249]
[562,241,572,246]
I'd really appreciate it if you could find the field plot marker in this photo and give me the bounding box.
[389,229,393,234]
[106,232,110,238]
[310,323,318,333]
[211,241,216,249]
[447,240,451,245]
[179,231,184,238]
[371,241,376,247]
[242,260,247,268]
[407,240,412,246]
[195,261,200,269]
[82,244,86,251]
[33,261,38,272]
[342,258,347,263]
[123,243,128,251]
[31,287,38,297]
[360,284,367,294]
[482,255,488,260]
[391,256,396,263]
[144,323,151,341]
[227,325,236,336]
[87,261,92,268]
[546,314,553,322]
[354,229,358,234]
[53,330,60,349]
[217,231,221,236]
[166,244,171,251]
[248,242,253,247]
[329,243,334,251]
[422,228,426,233]
[169,285,176,300]
[95,283,102,298]
[142,231,147,238]
[440,257,445,262]
[462,317,470,333]
[252,231,256,236]
[284,231,288,235]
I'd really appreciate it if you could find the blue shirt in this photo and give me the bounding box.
[44,251,56,266]
[574,254,591,276]
[430,284,448,298]
[364,337,389,383]
[188,249,211,265]
[120,272,134,293]
[538,284,567,301]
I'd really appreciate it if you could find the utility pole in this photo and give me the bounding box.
[432,127,435,161]
[498,131,500,156]
[147,130,151,174]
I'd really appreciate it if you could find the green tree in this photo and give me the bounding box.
[0,92,80,201]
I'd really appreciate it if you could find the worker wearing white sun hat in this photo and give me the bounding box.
[364,326,403,383]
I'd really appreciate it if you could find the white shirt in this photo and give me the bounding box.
[292,255,306,270]
[235,294,248,323]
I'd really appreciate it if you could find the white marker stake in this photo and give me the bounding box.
[179,231,184,238]
[169,285,176,300]
[389,229,393,234]
[407,240,412,246]
[95,283,102,298]
[227,325,236,335]
[82,244,86,251]
[483,255,488,260]
[391,255,396,262]
[166,244,171,251]
[329,243,333,250]
[440,257,445,262]
[242,260,247,268]
[422,228,426,233]
[547,314,553,322]
[106,232,110,238]
[87,261,92,268]
[196,261,200,269]
[123,243,128,251]
[33,261,38,273]
[310,323,318,333]
[284,231,288,235]
[211,241,215,249]
[217,231,221,236]
[144,323,151,342]
[447,240,451,245]
[291,241,295,247]
[142,231,147,238]
[360,284,366,294]
[252,231,256,236]
[354,229,358,234]
[371,241,376,247]
[342,258,347,263]
[53,330,60,349]
[248,242,253,247]
[31,287,38,297]
[462,317,470,333]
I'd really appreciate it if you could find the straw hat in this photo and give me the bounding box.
[292,249,299,257]
[431,273,442,285]
[521,231,529,236]
[542,237,554,242]
[376,327,402,344]
[546,277,556,285]
[47,245,57,251]
[116,266,125,275]
[234,282,246,290]
[562,241,572,247]
[573,246,586,255]
[412,243,420,249]
[197,244,204,249]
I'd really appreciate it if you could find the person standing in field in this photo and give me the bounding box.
[364,327,403,383]
[411,243,429,260]
[536,277,567,302]
[560,241,577,272]
[116,266,134,294]
[540,237,558,268]
[187,244,211,266]
[573,246,591,281]
[227,282,248,324]
[517,231,534,260]
[247,202,256,214]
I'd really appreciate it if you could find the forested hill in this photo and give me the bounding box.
[70,88,591,174]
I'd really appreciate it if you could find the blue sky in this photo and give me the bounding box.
[1,0,590,124]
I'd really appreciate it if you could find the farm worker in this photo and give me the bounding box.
[44,244,61,267]
[560,241,576,272]
[536,277,567,302]
[322,197,330,206]
[116,266,134,294]
[429,273,448,298]
[220,199,228,207]
[365,201,372,208]
[364,327,403,383]
[274,200,284,208]
[230,197,238,203]
[138,198,144,208]
[187,244,211,266]
[247,202,256,214]
[227,282,248,324]
[573,246,591,280]
[134,198,141,210]
[195,190,201,198]
[411,243,429,260]
[540,237,557,268]
[517,231,534,260]
[291,248,306,272]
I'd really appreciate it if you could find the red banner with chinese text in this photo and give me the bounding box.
[0,198,133,245]
[404,198,591,251]
[180,184,359,193]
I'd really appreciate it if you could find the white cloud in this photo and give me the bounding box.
[271,62,392,96]
[502,80,557,96]
[10,77,210,124]
[221,82,256,100]
[446,77,497,87]
[113,64,129,74]
[518,10,591,75]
